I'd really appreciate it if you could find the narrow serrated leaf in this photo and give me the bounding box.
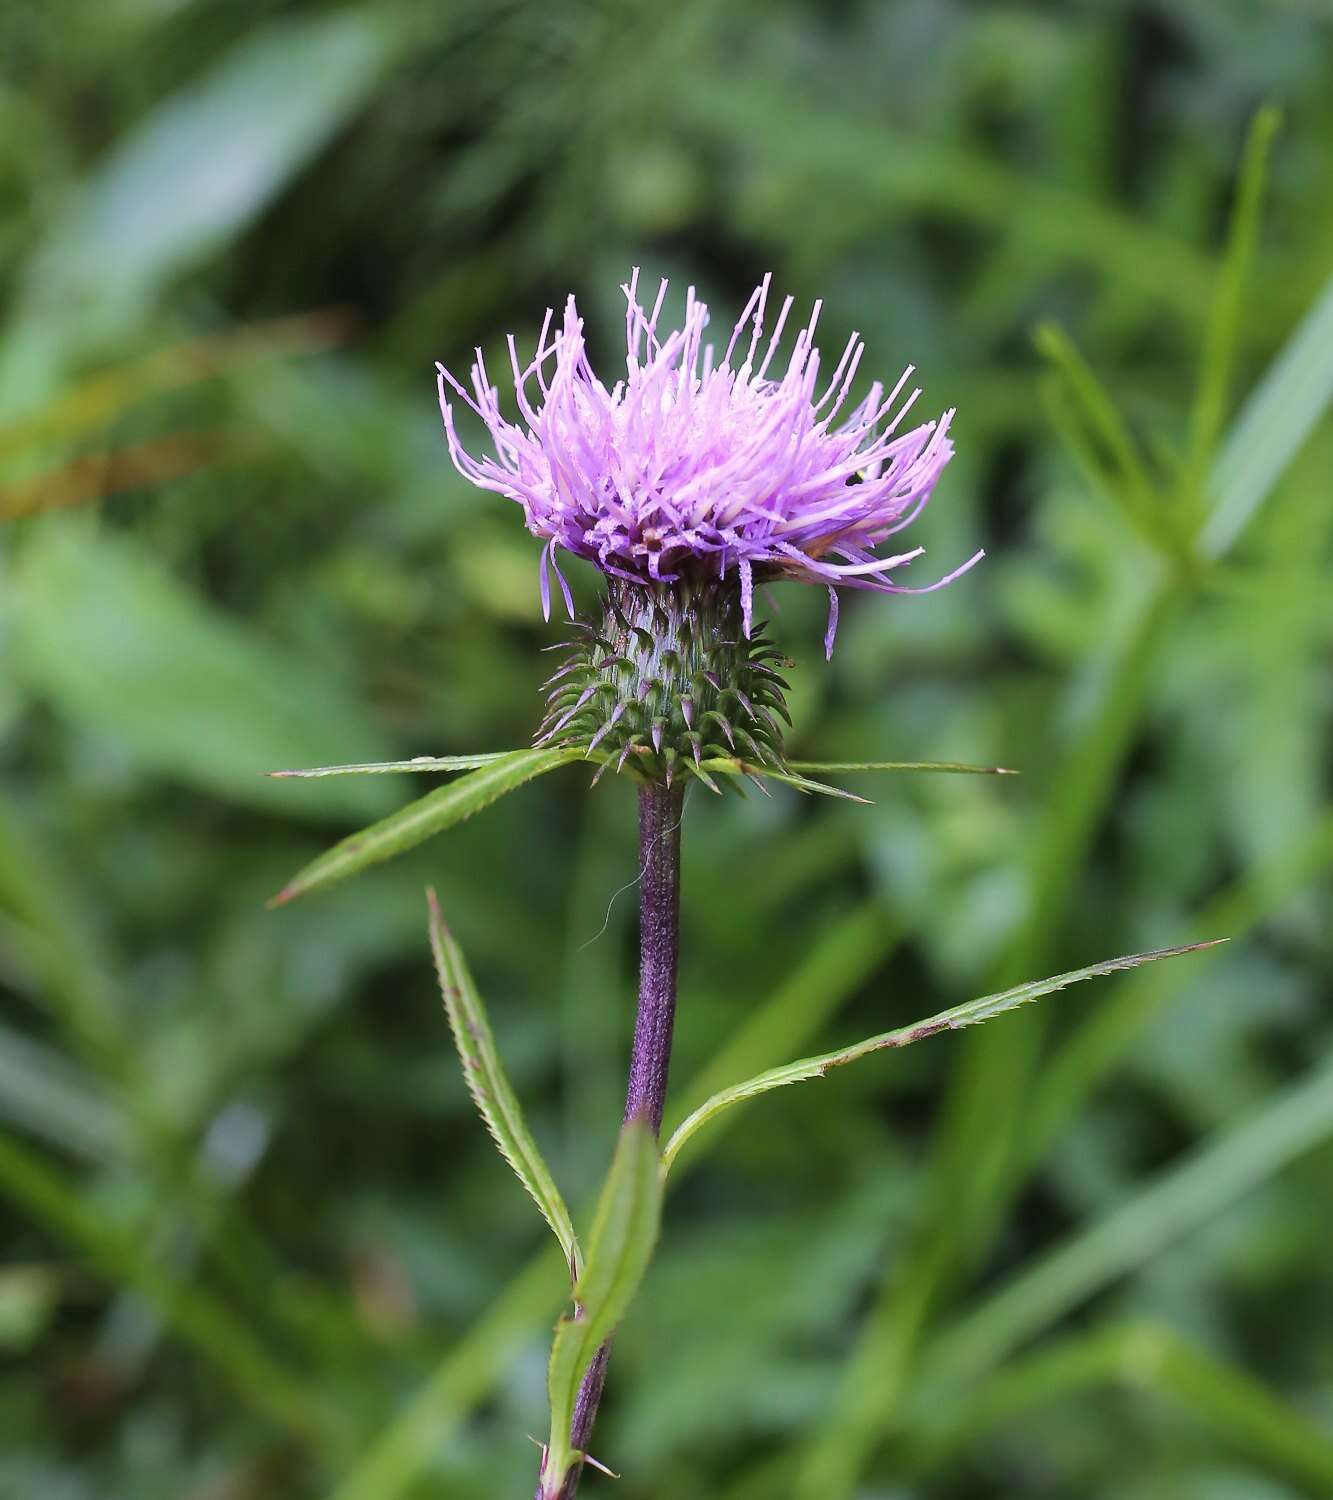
[661,942,1224,1173]
[542,1121,662,1494]
[270,748,580,905]
[427,892,580,1282]
[789,760,1018,777]
[698,758,870,803]
[268,752,519,778]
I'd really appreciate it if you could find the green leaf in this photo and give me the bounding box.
[542,1120,662,1494]
[326,904,899,1500]
[920,1045,1333,1401]
[28,12,398,319]
[661,942,1222,1173]
[0,1129,328,1446]
[698,758,870,803]
[1182,107,1281,517]
[6,521,396,821]
[1034,323,1179,558]
[270,748,580,905]
[427,891,580,1282]
[789,760,1018,777]
[913,1321,1333,1493]
[269,753,519,778]
[1200,268,1333,560]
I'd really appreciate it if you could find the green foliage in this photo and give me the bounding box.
[428,889,581,1281]
[662,943,1220,1173]
[543,1121,662,1495]
[3,4,1332,1499]
[271,748,581,904]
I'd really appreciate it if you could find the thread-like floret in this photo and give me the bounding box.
[438,271,981,657]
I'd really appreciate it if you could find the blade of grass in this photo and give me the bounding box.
[910,1322,1333,1498]
[1026,812,1333,1157]
[921,1048,1333,1397]
[1200,269,1333,559]
[428,890,581,1281]
[1182,108,1282,523]
[1034,322,1175,555]
[0,1021,130,1163]
[0,1129,333,1453]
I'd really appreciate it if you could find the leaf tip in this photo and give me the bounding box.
[266,883,300,910]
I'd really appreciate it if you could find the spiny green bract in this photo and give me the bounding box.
[536,579,792,789]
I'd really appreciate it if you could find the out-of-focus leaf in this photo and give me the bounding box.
[0,312,352,460]
[7,522,396,819]
[0,1129,328,1447]
[1182,108,1281,512]
[0,429,256,520]
[0,1021,130,1163]
[0,1266,61,1353]
[922,1047,1333,1398]
[1200,269,1333,558]
[679,75,1215,317]
[542,1120,662,1496]
[427,891,581,1282]
[1034,323,1179,556]
[1026,813,1333,1158]
[27,13,398,319]
[913,1322,1333,1495]
[271,748,581,904]
[661,944,1221,1173]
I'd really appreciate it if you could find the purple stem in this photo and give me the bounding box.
[623,781,684,1136]
[539,781,683,1500]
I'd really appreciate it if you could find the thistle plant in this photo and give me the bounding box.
[270,274,1217,1498]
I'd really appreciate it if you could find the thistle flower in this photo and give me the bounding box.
[438,270,980,648]
[437,272,981,785]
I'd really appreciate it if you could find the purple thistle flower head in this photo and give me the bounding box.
[438,271,981,658]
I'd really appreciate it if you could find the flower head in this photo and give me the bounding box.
[438,271,980,657]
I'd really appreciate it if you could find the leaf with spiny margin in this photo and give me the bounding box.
[789,760,1018,777]
[427,891,581,1283]
[269,747,581,905]
[660,942,1224,1173]
[698,758,870,803]
[268,752,519,778]
[542,1120,662,1495]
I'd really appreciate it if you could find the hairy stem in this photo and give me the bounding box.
[623,781,684,1136]
[541,781,683,1500]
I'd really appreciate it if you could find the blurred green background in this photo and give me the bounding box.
[2,2,1332,1497]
